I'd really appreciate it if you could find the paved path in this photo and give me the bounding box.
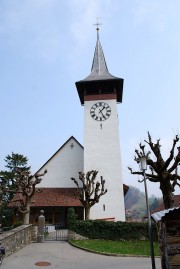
[2,241,161,269]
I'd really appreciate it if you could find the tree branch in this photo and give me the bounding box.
[162,135,179,171]
[145,132,164,165]
[128,167,159,182]
[71,170,107,218]
[168,146,180,173]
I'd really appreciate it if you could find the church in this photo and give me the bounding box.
[12,26,128,226]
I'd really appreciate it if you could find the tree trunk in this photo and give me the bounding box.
[23,210,30,224]
[85,206,90,220]
[160,182,174,209]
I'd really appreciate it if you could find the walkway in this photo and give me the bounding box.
[3,241,161,269]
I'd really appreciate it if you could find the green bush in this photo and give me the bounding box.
[69,219,158,241]
[0,206,13,227]
[67,207,78,229]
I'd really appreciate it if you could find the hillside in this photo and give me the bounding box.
[125,186,162,219]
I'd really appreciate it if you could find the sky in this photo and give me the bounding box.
[0,0,180,198]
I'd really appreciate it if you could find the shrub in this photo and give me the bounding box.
[67,207,78,229]
[69,219,158,241]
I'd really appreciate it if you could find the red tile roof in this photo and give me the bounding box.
[9,188,83,207]
[152,195,180,213]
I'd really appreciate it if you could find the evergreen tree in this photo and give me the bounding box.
[150,197,162,211]
[0,152,31,203]
[0,152,47,224]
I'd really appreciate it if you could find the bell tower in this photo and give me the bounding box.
[75,26,125,221]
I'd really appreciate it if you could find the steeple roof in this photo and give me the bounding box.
[75,27,124,105]
[83,29,119,81]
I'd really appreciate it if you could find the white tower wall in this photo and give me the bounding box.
[84,98,125,221]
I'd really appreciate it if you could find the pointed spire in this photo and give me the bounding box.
[91,27,109,75]
[82,25,118,81]
[75,24,124,105]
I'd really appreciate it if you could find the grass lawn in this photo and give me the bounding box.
[70,239,160,256]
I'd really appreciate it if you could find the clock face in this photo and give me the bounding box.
[90,102,111,121]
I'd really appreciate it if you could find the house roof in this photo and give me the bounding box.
[9,188,83,208]
[152,195,180,213]
[123,184,129,196]
[9,184,129,208]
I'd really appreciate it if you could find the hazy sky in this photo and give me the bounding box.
[0,0,180,197]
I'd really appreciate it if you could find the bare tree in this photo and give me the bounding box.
[4,169,47,224]
[71,170,107,220]
[128,132,180,209]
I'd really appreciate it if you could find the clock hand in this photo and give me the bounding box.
[99,110,106,119]
[99,106,105,113]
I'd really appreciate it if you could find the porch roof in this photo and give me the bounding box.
[9,188,83,207]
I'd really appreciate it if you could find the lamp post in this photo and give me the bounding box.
[137,156,156,269]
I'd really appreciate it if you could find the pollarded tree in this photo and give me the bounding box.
[128,132,180,209]
[71,170,107,220]
[5,169,47,224]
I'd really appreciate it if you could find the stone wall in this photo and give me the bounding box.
[68,230,88,241]
[0,225,37,256]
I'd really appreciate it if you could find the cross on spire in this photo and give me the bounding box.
[94,17,102,39]
[94,21,102,30]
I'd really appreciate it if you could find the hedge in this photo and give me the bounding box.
[67,208,158,241]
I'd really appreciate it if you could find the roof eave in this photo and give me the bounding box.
[76,78,123,105]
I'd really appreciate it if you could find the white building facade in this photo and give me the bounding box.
[37,136,83,188]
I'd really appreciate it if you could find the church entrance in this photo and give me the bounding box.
[44,224,68,241]
[29,206,84,227]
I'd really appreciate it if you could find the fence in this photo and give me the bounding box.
[45,224,68,241]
